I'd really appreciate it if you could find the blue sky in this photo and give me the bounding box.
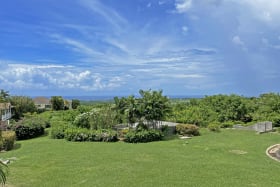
[1,0,280,97]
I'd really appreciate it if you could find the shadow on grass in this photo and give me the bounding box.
[163,134,179,141]
[13,143,21,150]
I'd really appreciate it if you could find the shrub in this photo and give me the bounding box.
[50,121,70,139]
[1,131,16,151]
[73,108,117,130]
[175,124,200,136]
[13,124,44,140]
[208,123,221,132]
[73,112,91,129]
[64,128,118,142]
[10,117,45,140]
[124,129,163,143]
[220,122,234,128]
[118,128,129,138]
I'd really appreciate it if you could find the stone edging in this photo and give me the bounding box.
[266,144,280,162]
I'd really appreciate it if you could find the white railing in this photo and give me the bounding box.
[1,113,11,121]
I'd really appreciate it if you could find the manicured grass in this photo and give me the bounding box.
[2,129,280,187]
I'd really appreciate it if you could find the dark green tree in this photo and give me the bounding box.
[71,99,80,109]
[50,96,64,111]
[0,89,9,102]
[138,89,171,128]
[9,96,37,120]
[113,96,128,123]
[114,89,171,128]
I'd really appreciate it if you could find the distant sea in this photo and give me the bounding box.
[61,95,204,101]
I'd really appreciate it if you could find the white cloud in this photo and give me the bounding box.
[232,36,245,46]
[50,34,104,58]
[182,26,189,35]
[175,0,192,13]
[261,37,280,50]
[0,62,124,92]
[79,0,128,32]
[235,0,280,27]
[157,73,204,78]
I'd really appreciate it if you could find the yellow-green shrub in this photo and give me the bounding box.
[207,123,221,132]
[175,124,200,136]
[118,128,129,138]
[1,131,16,151]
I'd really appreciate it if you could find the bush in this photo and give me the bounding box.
[1,131,16,151]
[175,124,200,136]
[64,128,118,142]
[124,129,163,143]
[73,108,117,130]
[73,112,91,129]
[118,128,129,138]
[11,118,45,140]
[50,121,69,139]
[207,123,221,132]
[13,124,44,140]
[220,122,234,128]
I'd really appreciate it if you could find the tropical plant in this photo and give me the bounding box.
[0,89,9,102]
[50,96,64,111]
[114,89,171,129]
[0,161,8,185]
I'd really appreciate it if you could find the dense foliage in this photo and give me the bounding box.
[71,99,80,109]
[0,89,9,102]
[123,129,163,143]
[73,105,117,130]
[168,93,280,127]
[50,96,64,110]
[10,117,47,140]
[114,89,171,128]
[50,121,69,139]
[9,96,37,120]
[64,128,118,142]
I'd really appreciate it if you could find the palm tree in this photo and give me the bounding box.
[0,89,9,102]
[0,160,8,185]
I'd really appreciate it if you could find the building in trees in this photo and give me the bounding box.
[33,97,52,110]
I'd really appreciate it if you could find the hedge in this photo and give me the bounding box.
[64,128,118,142]
[124,129,163,143]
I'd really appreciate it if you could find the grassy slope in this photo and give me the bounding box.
[2,129,280,187]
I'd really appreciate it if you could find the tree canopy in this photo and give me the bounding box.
[114,89,171,128]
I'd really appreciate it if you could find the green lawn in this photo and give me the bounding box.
[2,129,280,187]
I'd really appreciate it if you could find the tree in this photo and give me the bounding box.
[71,99,80,109]
[138,89,171,128]
[9,96,37,120]
[114,89,171,129]
[200,94,250,123]
[113,97,128,123]
[50,96,64,111]
[0,89,9,102]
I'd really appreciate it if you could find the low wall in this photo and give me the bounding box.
[233,121,273,133]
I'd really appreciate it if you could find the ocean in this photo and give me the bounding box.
[62,95,204,101]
